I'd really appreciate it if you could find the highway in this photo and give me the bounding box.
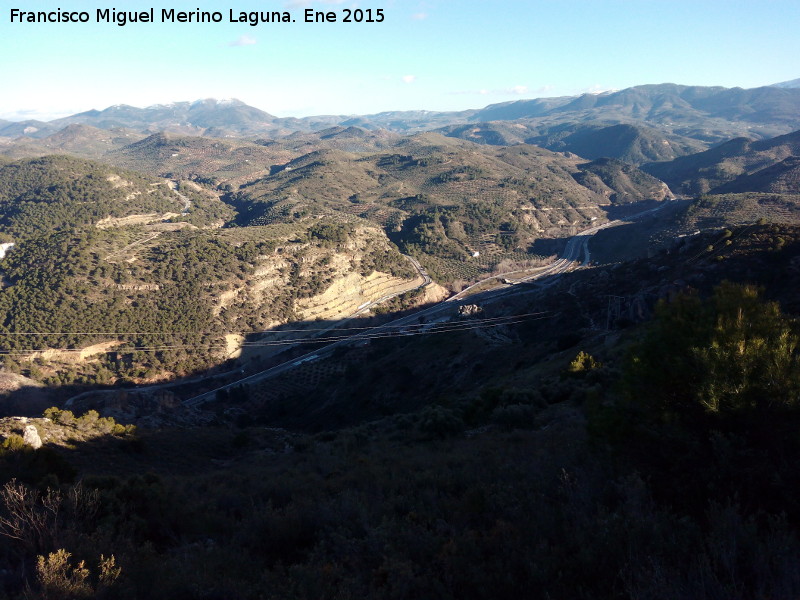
[182,253,433,407]
[182,202,671,407]
[67,252,433,409]
[449,220,614,300]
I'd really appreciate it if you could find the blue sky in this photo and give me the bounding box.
[1,0,798,121]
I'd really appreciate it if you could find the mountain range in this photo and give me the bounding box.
[4,82,800,143]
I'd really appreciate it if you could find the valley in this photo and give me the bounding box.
[1,82,799,439]
[0,81,800,600]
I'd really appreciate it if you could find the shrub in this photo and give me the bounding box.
[417,406,463,438]
[566,351,601,376]
[2,434,28,453]
[35,549,92,600]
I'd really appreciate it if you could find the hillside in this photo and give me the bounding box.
[1,133,800,600]
[435,122,534,146]
[526,122,706,164]
[0,125,409,191]
[0,125,146,161]
[0,157,420,389]
[194,222,800,431]
[2,223,800,600]
[105,132,289,183]
[232,135,669,282]
[773,78,800,89]
[713,155,800,194]
[0,119,53,138]
[441,122,707,165]
[573,157,673,204]
[0,156,183,238]
[643,129,800,194]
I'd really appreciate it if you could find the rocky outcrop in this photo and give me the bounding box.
[23,424,42,449]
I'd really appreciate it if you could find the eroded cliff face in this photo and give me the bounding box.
[212,225,420,321]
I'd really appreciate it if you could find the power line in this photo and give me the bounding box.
[0,311,546,337]
[0,312,554,356]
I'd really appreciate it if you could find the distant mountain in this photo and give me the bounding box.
[326,84,800,147]
[643,129,800,195]
[542,123,704,163]
[474,84,777,123]
[49,98,278,137]
[471,84,800,142]
[1,84,800,146]
[0,119,57,138]
[772,78,800,89]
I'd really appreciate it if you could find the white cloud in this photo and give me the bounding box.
[402,75,416,84]
[509,85,528,95]
[229,35,257,47]
[411,12,427,20]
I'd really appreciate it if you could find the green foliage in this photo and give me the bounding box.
[0,438,76,486]
[2,433,28,453]
[430,165,486,184]
[306,222,354,245]
[0,156,177,239]
[42,408,135,439]
[394,208,469,260]
[44,408,75,427]
[594,282,800,519]
[623,282,800,423]
[0,228,271,377]
[358,244,416,278]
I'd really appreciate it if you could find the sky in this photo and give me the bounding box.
[1,0,799,121]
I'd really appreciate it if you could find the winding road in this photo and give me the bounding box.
[68,202,671,410]
[182,206,668,407]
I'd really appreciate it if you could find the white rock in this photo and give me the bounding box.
[23,425,42,450]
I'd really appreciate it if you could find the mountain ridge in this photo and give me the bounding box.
[3,82,800,142]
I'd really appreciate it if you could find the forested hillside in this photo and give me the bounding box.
[231,136,669,281]
[0,157,417,387]
[1,224,799,599]
[0,156,180,238]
